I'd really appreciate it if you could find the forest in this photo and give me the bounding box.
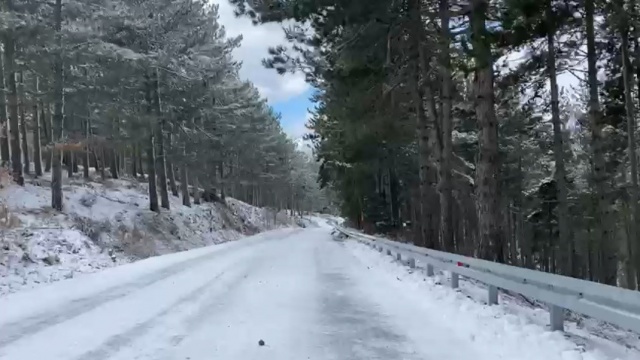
[230,0,640,289]
[0,0,330,222]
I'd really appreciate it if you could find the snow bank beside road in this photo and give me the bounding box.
[0,174,292,296]
[344,240,640,360]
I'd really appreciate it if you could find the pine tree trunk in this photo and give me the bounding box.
[82,146,89,178]
[97,148,106,180]
[132,144,138,178]
[507,204,517,265]
[43,104,51,172]
[124,148,130,176]
[219,161,226,200]
[110,149,118,179]
[546,5,573,276]
[146,131,158,212]
[89,149,96,169]
[167,134,178,196]
[181,160,190,207]
[586,0,615,284]
[119,151,124,176]
[390,166,400,227]
[514,136,527,267]
[633,7,640,290]
[3,30,23,185]
[253,184,257,206]
[18,71,29,175]
[33,77,42,177]
[83,108,90,179]
[252,184,257,205]
[193,176,201,205]
[73,152,78,173]
[51,0,64,210]
[67,151,73,178]
[168,162,178,196]
[110,116,119,179]
[438,0,454,252]
[470,0,504,262]
[153,69,169,210]
[129,150,134,177]
[145,73,159,213]
[0,47,10,166]
[137,145,145,179]
[618,5,638,289]
[409,0,431,248]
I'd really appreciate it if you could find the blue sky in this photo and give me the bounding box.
[216,1,313,139]
[272,88,315,138]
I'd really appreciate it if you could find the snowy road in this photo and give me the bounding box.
[1,226,635,360]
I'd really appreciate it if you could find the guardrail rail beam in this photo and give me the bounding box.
[334,225,640,334]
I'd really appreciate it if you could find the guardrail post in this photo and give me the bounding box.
[378,246,383,252]
[549,305,564,332]
[408,258,416,268]
[396,252,402,261]
[426,263,434,277]
[488,285,499,305]
[386,249,392,256]
[451,272,459,288]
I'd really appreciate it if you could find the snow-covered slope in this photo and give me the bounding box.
[0,173,292,296]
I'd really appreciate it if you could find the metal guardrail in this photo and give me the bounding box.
[334,226,640,333]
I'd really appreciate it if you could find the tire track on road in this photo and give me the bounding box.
[0,231,298,348]
[0,249,221,347]
[117,270,260,360]
[74,265,251,360]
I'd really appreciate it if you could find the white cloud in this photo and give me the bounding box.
[214,1,310,103]
[284,111,314,139]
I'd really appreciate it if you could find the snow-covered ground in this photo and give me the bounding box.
[0,172,292,296]
[344,239,640,360]
[1,226,636,360]
[304,213,343,227]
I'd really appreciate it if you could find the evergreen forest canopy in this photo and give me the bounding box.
[0,0,332,221]
[229,0,640,289]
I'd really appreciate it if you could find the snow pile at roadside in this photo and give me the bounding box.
[344,240,640,360]
[0,176,291,296]
[0,228,126,295]
[301,215,338,228]
[308,212,343,225]
[226,197,292,232]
